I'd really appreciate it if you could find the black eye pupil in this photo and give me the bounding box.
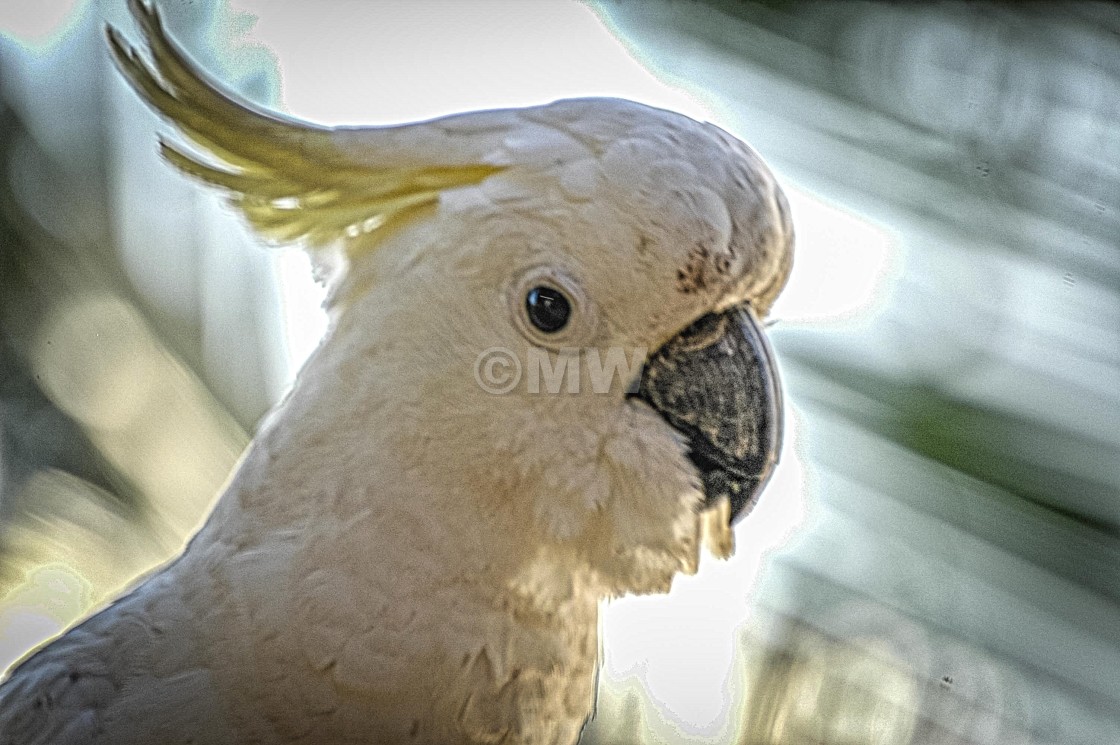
[525,286,571,333]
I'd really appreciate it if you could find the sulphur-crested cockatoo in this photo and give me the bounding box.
[0,2,792,743]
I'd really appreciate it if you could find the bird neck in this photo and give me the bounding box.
[190,349,573,614]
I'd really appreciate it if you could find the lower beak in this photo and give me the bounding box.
[629,303,783,524]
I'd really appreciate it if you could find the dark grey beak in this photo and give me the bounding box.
[630,304,783,524]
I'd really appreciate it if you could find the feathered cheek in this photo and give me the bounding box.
[594,464,706,595]
[595,411,708,572]
[522,409,702,557]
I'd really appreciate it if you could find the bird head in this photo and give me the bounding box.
[109,1,792,597]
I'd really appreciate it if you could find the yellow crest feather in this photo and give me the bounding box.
[107,0,503,252]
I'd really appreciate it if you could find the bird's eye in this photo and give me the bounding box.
[508,266,593,349]
[525,286,571,333]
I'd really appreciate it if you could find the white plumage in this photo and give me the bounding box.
[0,2,792,743]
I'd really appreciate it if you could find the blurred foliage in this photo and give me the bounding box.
[796,356,1120,538]
[0,1,250,669]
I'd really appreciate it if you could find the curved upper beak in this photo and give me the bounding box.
[630,303,783,524]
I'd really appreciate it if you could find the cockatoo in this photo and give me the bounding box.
[0,2,792,743]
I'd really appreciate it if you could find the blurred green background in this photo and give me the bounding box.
[1,2,1117,743]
